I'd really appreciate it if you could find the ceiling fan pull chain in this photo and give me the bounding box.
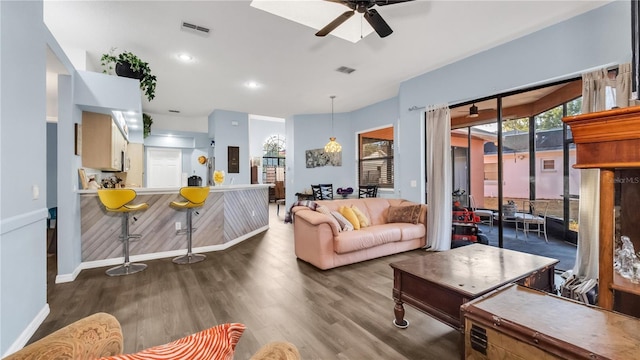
[360,14,363,39]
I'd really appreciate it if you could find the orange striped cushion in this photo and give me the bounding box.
[100,323,245,360]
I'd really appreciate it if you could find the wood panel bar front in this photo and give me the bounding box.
[79,185,270,267]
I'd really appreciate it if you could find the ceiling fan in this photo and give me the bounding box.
[315,0,414,38]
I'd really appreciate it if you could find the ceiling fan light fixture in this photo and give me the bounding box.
[468,104,479,118]
[324,95,342,153]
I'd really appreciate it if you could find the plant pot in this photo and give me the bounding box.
[115,61,143,80]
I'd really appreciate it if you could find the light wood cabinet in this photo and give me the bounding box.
[82,111,127,171]
[125,143,144,187]
[563,106,640,317]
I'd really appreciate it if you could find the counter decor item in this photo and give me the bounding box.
[337,187,353,198]
[101,48,157,102]
[213,170,225,186]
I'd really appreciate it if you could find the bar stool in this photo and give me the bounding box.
[97,189,149,276]
[171,186,209,264]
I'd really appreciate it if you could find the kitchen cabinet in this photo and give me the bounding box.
[82,111,127,171]
[125,143,144,187]
[562,106,640,317]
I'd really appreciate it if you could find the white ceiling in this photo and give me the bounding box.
[43,0,612,120]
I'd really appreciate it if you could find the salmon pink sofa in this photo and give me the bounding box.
[291,198,427,270]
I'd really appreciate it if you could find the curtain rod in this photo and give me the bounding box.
[408,105,425,111]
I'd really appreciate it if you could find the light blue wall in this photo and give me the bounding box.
[208,110,250,185]
[46,122,58,208]
[288,112,353,199]
[0,0,48,355]
[249,118,286,184]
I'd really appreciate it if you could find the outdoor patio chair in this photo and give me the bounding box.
[515,200,549,242]
[470,195,493,232]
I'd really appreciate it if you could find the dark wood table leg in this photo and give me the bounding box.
[393,299,409,328]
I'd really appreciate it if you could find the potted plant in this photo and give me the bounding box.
[101,48,157,102]
[143,113,153,138]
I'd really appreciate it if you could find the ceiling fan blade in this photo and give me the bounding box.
[364,8,393,38]
[374,0,415,6]
[315,10,355,37]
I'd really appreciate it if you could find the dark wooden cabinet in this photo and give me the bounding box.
[563,106,640,315]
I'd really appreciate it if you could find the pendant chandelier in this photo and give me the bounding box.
[324,95,342,153]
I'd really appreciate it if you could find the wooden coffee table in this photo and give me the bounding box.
[390,244,558,331]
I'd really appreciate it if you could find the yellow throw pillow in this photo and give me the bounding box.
[350,205,370,228]
[339,206,361,230]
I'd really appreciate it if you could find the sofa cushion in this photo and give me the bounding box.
[330,211,354,231]
[387,205,422,224]
[350,205,370,228]
[334,224,403,254]
[339,206,361,230]
[395,222,426,240]
[316,205,342,232]
[100,323,245,360]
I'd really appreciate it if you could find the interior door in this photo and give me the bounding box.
[146,147,182,188]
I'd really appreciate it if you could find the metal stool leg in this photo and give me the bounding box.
[173,209,206,264]
[106,212,147,276]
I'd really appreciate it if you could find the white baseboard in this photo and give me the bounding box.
[54,225,269,282]
[3,304,50,358]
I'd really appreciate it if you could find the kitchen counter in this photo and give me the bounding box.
[79,184,270,268]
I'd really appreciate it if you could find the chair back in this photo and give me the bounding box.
[358,185,378,198]
[179,186,210,205]
[97,189,137,210]
[524,200,549,217]
[274,181,285,200]
[311,184,333,200]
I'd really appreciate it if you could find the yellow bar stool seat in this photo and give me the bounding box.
[170,186,209,264]
[97,189,149,276]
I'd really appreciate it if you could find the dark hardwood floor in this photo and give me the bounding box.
[37,205,460,359]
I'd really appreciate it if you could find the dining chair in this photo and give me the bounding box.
[515,200,549,242]
[311,184,333,200]
[358,185,378,198]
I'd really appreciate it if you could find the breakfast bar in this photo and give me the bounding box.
[78,184,270,267]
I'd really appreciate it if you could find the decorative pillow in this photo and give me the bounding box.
[350,205,370,228]
[99,323,245,360]
[330,210,354,231]
[387,205,422,224]
[316,205,342,232]
[339,206,360,230]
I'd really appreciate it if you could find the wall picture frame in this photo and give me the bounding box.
[228,146,240,173]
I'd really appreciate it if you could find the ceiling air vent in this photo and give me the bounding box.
[168,109,181,113]
[336,66,356,74]
[181,21,210,36]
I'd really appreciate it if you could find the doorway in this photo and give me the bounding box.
[146,148,182,188]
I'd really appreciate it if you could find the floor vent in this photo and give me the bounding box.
[336,66,356,74]
[181,21,210,36]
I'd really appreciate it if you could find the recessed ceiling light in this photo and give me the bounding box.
[178,53,193,62]
[245,81,260,89]
[129,124,139,129]
[127,110,136,115]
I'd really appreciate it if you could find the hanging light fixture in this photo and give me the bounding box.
[468,103,479,118]
[324,95,342,153]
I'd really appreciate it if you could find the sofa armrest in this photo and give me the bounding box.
[292,207,340,235]
[250,341,300,360]
[5,312,123,360]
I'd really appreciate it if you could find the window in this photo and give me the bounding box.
[359,127,393,188]
[484,163,498,180]
[262,135,285,183]
[541,159,555,171]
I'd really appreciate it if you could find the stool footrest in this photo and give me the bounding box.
[172,253,206,265]
[106,263,147,276]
